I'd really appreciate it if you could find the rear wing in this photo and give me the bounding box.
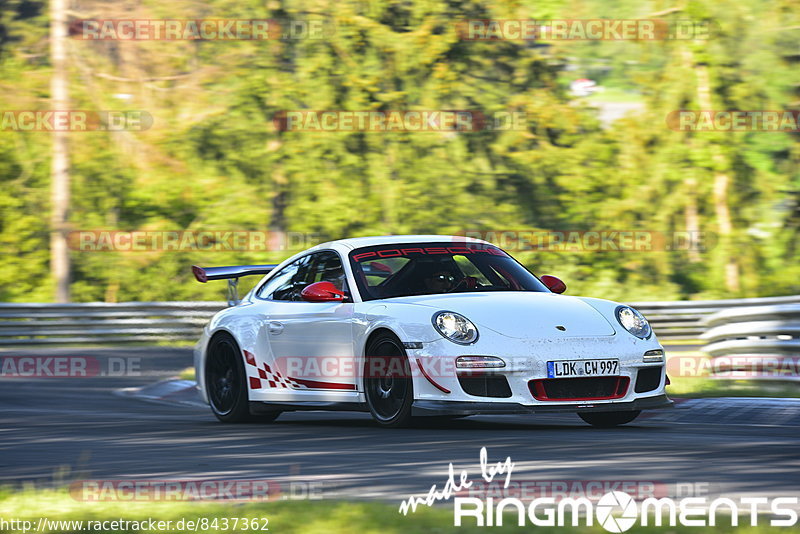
[192,264,278,306]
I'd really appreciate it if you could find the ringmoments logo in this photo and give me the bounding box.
[399,448,799,531]
[595,491,638,532]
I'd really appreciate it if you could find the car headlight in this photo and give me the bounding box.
[615,306,651,339]
[432,311,479,345]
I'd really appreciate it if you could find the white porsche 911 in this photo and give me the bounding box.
[192,235,672,428]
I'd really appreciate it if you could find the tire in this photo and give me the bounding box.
[364,333,414,428]
[578,410,641,428]
[205,333,280,423]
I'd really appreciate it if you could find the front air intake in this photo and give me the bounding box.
[529,376,629,401]
[634,366,663,393]
[458,375,513,398]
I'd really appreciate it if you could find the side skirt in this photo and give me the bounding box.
[249,401,368,414]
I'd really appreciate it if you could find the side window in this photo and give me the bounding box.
[307,251,347,293]
[256,255,312,300]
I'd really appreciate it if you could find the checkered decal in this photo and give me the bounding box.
[243,350,305,390]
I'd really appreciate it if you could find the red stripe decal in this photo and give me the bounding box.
[244,350,257,367]
[288,377,356,390]
[417,358,451,394]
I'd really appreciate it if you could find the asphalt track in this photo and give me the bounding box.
[0,347,798,504]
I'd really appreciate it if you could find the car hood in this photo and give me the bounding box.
[389,292,617,339]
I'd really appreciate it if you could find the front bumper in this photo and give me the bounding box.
[411,393,673,416]
[407,329,670,408]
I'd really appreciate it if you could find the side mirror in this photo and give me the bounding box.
[301,281,346,302]
[540,275,567,294]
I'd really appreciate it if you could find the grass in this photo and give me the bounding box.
[178,367,196,381]
[660,339,704,345]
[667,375,800,398]
[0,488,791,533]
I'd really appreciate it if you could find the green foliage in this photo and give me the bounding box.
[0,0,798,302]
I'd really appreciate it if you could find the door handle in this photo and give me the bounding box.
[268,321,284,335]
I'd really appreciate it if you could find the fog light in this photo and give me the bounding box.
[456,356,506,369]
[643,349,664,363]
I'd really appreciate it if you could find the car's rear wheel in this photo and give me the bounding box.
[364,333,414,428]
[578,410,641,428]
[205,334,280,423]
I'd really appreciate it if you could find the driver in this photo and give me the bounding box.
[424,270,457,293]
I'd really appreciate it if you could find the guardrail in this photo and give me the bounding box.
[701,303,800,381]
[0,302,224,345]
[0,296,797,346]
[631,295,800,342]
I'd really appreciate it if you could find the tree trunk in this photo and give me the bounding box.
[692,58,740,292]
[683,175,701,262]
[678,49,701,263]
[50,0,70,302]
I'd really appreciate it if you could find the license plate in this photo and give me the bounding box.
[547,359,619,378]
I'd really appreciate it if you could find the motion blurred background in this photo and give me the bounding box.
[1,0,798,303]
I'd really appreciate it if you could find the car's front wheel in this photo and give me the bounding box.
[578,410,641,428]
[364,333,414,428]
[205,333,280,423]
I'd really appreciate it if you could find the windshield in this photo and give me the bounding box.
[349,242,550,301]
